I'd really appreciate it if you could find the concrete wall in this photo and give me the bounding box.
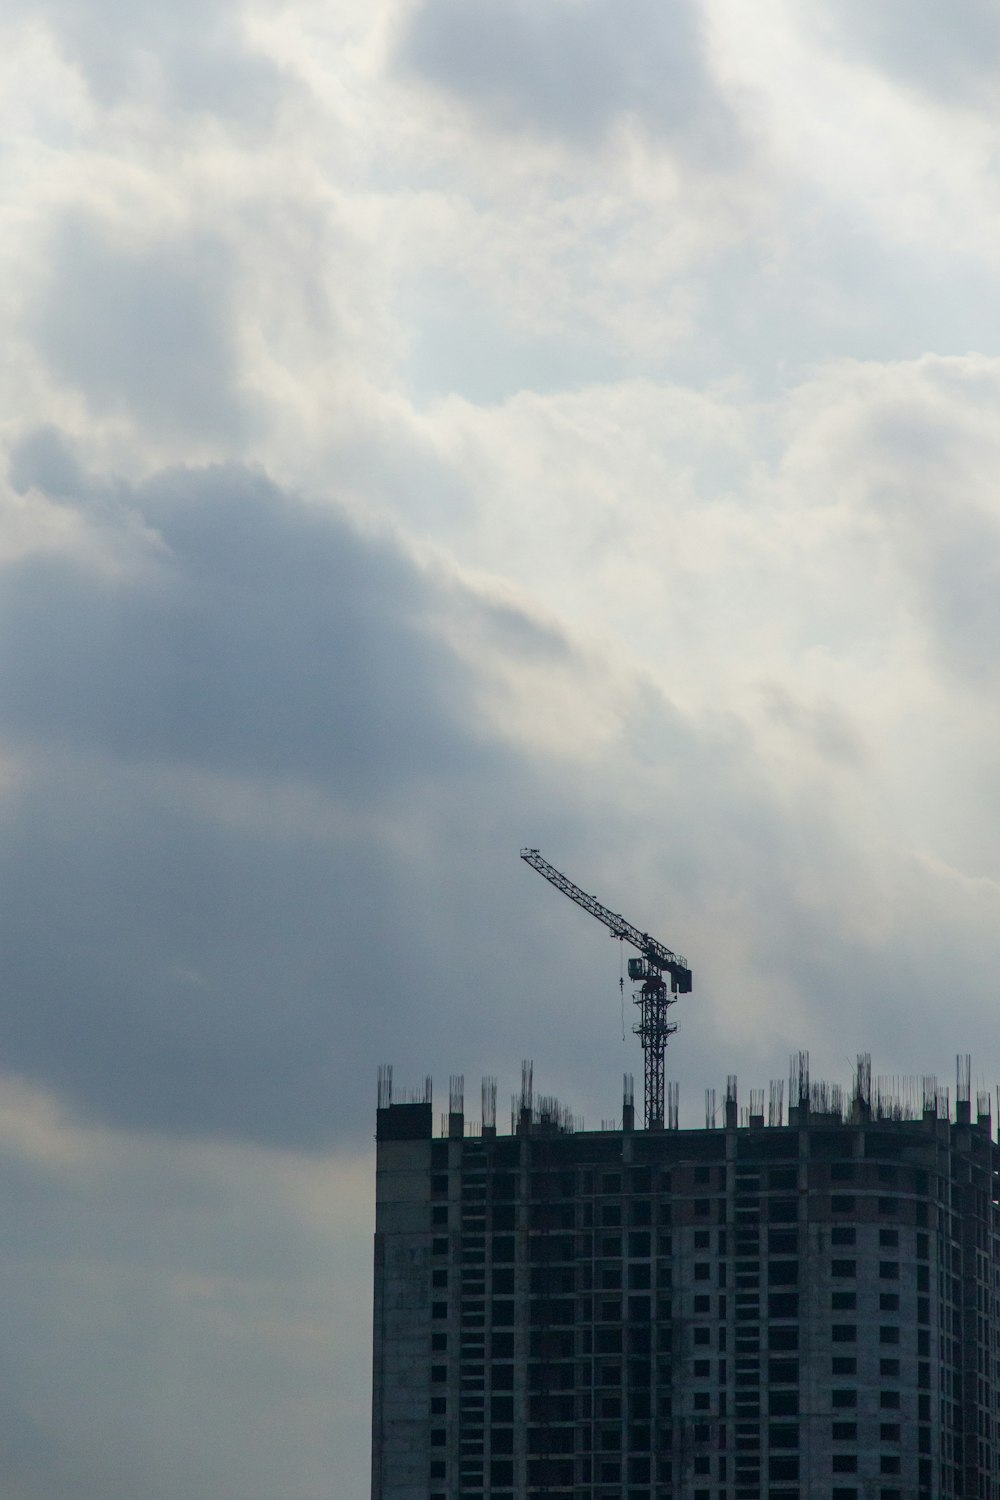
[372,1137,433,1500]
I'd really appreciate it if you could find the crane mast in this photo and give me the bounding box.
[520,848,692,1130]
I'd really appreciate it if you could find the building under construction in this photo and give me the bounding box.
[371,856,1000,1499]
[372,1056,1000,1500]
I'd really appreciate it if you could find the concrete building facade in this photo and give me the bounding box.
[371,1063,1000,1500]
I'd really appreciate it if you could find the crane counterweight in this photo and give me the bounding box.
[520,848,693,1129]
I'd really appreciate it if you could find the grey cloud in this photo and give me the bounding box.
[397,0,739,160]
[682,210,1000,395]
[831,0,1000,103]
[841,386,1000,688]
[911,505,1000,685]
[8,426,92,505]
[458,592,575,663]
[23,0,283,119]
[0,1135,366,1500]
[760,683,868,769]
[30,215,249,443]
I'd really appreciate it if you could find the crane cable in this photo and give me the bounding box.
[619,940,626,1041]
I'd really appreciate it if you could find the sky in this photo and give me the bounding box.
[4,0,1000,1494]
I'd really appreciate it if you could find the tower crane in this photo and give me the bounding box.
[520,848,692,1131]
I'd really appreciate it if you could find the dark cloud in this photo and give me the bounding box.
[397,0,739,160]
[1,459,475,788]
[0,449,537,1146]
[29,214,249,443]
[831,0,1000,102]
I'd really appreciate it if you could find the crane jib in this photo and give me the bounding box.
[519,848,692,991]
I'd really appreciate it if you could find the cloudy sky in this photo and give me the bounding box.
[5,0,1000,1494]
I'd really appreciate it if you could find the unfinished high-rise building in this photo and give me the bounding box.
[371,1055,1000,1500]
